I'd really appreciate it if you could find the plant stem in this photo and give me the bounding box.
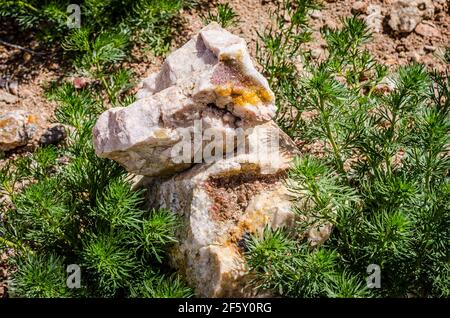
[319,97,345,174]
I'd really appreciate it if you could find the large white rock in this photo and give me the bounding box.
[135,123,330,297]
[94,24,331,297]
[93,23,276,176]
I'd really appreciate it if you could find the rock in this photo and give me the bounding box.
[48,62,59,71]
[365,5,383,33]
[0,91,18,104]
[94,24,331,297]
[73,77,88,89]
[424,45,436,52]
[39,123,67,146]
[8,81,18,96]
[22,52,32,63]
[0,79,18,96]
[310,10,322,20]
[94,23,276,176]
[388,0,434,33]
[396,43,407,53]
[310,48,324,59]
[0,111,36,151]
[409,51,422,63]
[136,122,329,297]
[415,0,434,19]
[324,19,337,30]
[351,1,368,15]
[374,76,397,94]
[415,22,441,38]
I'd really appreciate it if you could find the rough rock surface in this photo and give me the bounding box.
[39,123,67,146]
[94,24,330,297]
[0,110,36,151]
[93,23,276,176]
[388,0,435,33]
[415,21,441,38]
[137,122,330,297]
[0,91,18,104]
[364,4,383,34]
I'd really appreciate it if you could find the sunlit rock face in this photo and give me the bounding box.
[93,23,331,297]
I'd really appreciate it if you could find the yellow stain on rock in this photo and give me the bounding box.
[153,129,168,139]
[215,83,273,107]
[27,114,36,124]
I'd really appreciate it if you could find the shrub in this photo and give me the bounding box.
[245,1,449,298]
[0,82,192,298]
[201,3,239,28]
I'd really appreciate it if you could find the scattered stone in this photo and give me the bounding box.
[324,19,337,30]
[0,110,36,151]
[365,5,383,33]
[374,76,397,94]
[415,22,441,38]
[73,77,89,89]
[94,23,276,176]
[388,0,434,33]
[0,91,18,104]
[22,52,32,63]
[351,1,367,15]
[48,62,59,71]
[8,81,18,96]
[39,123,67,146]
[57,156,70,165]
[396,43,407,53]
[409,51,422,63]
[424,45,436,52]
[415,0,434,20]
[310,10,322,20]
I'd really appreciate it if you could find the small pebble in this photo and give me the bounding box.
[39,124,67,146]
[424,45,436,52]
[310,10,322,20]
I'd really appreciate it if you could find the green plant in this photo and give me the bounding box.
[202,3,239,28]
[7,253,74,298]
[1,0,190,49]
[245,228,370,297]
[1,82,192,298]
[0,0,70,43]
[246,4,449,298]
[0,0,197,300]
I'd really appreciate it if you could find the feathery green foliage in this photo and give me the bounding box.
[1,82,191,298]
[202,3,239,28]
[0,0,192,54]
[246,1,449,298]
